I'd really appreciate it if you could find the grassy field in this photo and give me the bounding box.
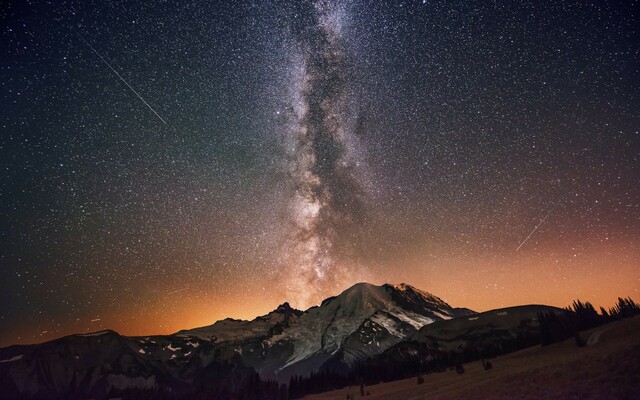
[304,316,640,399]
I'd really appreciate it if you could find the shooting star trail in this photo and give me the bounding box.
[167,287,189,295]
[77,34,167,125]
[516,206,556,252]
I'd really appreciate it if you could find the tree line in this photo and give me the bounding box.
[538,296,640,346]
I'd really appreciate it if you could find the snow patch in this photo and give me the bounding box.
[0,355,23,363]
[166,343,181,352]
[389,308,434,329]
[370,313,404,338]
[433,311,453,320]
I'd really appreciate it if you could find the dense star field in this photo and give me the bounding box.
[1,0,638,347]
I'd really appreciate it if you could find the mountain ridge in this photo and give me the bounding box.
[0,282,475,398]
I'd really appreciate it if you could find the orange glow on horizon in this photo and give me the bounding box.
[5,237,637,348]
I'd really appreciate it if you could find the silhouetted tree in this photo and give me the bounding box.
[538,311,570,345]
[609,297,640,320]
[568,300,600,331]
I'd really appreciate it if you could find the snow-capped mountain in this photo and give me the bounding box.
[252,282,473,379]
[169,282,473,380]
[0,282,473,398]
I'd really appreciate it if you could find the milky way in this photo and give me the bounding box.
[283,0,368,306]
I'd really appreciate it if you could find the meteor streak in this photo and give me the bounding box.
[516,206,556,251]
[78,34,167,125]
[167,287,189,295]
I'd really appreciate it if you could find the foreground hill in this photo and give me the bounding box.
[304,315,640,400]
[413,304,566,343]
[350,304,565,383]
[412,304,567,352]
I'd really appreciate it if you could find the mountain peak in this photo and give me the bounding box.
[393,282,412,289]
[387,282,423,293]
[385,282,444,302]
[274,302,302,316]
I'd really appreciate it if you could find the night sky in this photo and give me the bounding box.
[1,0,639,347]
